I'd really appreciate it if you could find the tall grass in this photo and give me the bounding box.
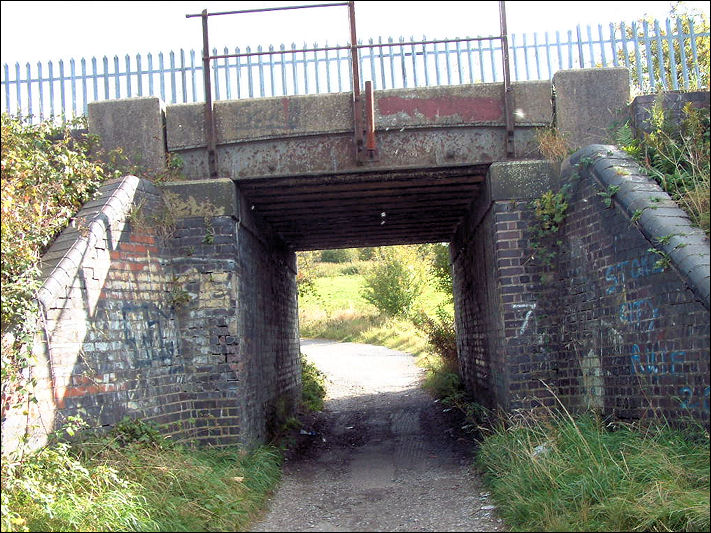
[1,422,282,532]
[476,407,710,532]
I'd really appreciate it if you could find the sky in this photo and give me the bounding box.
[1,1,708,66]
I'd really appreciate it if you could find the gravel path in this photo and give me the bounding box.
[250,339,505,532]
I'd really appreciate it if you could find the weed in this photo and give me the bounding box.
[648,247,672,271]
[535,126,570,162]
[631,208,644,222]
[597,185,620,208]
[529,190,569,268]
[614,102,709,235]
[202,216,215,244]
[168,276,191,309]
[300,353,327,412]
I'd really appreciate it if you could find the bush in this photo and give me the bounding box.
[358,247,377,260]
[360,246,425,316]
[300,354,327,412]
[1,114,110,422]
[413,305,457,362]
[320,248,354,263]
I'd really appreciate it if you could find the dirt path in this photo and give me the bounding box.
[250,339,505,532]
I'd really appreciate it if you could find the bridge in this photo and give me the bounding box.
[2,67,709,453]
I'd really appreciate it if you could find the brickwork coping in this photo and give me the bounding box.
[563,145,710,310]
[36,175,159,312]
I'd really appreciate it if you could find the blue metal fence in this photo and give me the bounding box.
[2,17,708,123]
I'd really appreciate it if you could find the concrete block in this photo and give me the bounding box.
[88,97,166,174]
[488,160,557,200]
[553,68,630,149]
[165,103,206,150]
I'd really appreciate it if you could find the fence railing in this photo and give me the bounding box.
[2,17,708,123]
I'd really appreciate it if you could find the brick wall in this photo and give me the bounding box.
[452,153,709,424]
[555,147,709,422]
[2,176,301,454]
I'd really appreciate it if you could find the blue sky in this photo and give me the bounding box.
[1,1,707,66]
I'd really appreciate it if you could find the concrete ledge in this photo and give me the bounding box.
[159,179,238,218]
[166,81,554,152]
[565,144,710,309]
[488,160,558,200]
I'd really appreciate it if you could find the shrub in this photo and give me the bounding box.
[300,354,327,412]
[1,114,109,421]
[320,248,354,263]
[358,247,377,260]
[615,102,710,235]
[360,246,425,316]
[413,305,457,362]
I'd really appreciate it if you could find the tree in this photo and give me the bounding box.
[618,2,710,92]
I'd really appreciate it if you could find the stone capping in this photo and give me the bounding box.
[36,175,158,311]
[563,144,710,309]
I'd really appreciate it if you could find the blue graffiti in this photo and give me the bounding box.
[630,343,685,375]
[606,254,665,294]
[619,298,660,331]
[680,386,711,413]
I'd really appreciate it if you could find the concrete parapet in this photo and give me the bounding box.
[88,97,167,173]
[553,68,630,149]
[374,81,551,128]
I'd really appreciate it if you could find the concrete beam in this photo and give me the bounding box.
[88,97,167,174]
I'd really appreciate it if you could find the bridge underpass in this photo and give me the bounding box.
[236,163,490,250]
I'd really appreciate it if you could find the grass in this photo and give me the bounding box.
[1,425,283,532]
[476,408,710,532]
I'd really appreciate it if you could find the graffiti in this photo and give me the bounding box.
[512,302,537,336]
[679,386,710,412]
[605,254,665,294]
[619,297,659,331]
[630,343,685,375]
[121,302,176,365]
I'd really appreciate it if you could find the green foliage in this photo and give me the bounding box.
[1,114,110,422]
[300,353,327,412]
[320,248,355,263]
[360,246,426,316]
[423,243,453,300]
[614,101,710,235]
[1,417,282,532]
[476,409,710,532]
[413,305,457,362]
[597,185,620,208]
[529,189,569,268]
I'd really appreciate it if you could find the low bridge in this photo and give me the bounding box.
[3,68,709,452]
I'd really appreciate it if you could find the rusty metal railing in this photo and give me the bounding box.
[187,1,514,177]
